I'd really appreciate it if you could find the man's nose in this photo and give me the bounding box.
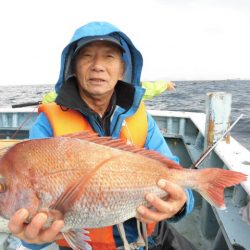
[90,56,105,71]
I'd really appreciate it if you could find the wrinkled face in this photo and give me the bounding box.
[74,41,124,99]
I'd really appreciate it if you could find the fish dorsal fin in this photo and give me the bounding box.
[61,131,182,170]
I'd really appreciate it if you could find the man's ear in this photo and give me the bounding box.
[119,60,125,80]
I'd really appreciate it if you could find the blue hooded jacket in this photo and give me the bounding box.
[55,21,143,92]
[27,21,194,250]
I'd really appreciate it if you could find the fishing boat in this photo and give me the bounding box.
[0,92,249,250]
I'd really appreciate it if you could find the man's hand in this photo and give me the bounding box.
[136,179,187,223]
[8,209,64,244]
[166,82,176,90]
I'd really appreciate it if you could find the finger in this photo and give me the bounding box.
[145,193,175,216]
[137,205,167,223]
[24,213,48,240]
[39,220,64,242]
[136,206,154,223]
[137,216,153,224]
[55,232,65,241]
[158,179,187,216]
[8,209,29,234]
[158,179,186,202]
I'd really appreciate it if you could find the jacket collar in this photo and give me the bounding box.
[55,78,136,117]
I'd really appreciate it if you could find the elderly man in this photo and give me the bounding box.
[8,21,195,250]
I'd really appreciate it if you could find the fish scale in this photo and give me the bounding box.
[60,157,166,228]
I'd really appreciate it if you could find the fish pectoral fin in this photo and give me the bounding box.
[62,228,91,250]
[51,156,119,213]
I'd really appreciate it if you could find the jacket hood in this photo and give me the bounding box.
[55,21,143,93]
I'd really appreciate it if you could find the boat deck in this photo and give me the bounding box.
[172,206,213,250]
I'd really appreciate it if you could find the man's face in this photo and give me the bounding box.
[75,41,124,99]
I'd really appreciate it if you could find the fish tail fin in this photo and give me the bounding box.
[196,168,247,209]
[62,228,91,250]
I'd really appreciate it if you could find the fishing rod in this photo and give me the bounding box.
[190,114,244,169]
[12,101,41,108]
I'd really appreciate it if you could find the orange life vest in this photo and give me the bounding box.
[38,102,156,249]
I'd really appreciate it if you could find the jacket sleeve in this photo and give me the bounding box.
[29,112,53,139]
[21,242,52,250]
[144,113,194,220]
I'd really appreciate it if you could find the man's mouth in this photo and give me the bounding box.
[89,78,106,84]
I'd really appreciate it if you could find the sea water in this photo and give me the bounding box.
[0,80,249,150]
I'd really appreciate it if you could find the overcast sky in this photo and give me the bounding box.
[0,0,250,86]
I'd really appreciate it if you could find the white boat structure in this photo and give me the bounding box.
[0,92,249,250]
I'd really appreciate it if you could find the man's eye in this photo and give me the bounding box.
[78,51,91,57]
[83,54,91,57]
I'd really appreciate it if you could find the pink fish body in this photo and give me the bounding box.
[0,132,247,249]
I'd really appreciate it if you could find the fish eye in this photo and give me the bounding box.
[0,183,6,193]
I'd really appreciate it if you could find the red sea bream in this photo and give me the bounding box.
[0,132,247,249]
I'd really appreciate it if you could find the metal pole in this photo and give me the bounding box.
[200,92,232,239]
